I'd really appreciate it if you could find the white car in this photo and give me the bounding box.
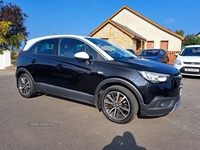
[173,45,200,76]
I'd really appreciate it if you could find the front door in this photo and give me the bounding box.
[52,38,101,103]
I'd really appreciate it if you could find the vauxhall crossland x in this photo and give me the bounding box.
[16,35,182,124]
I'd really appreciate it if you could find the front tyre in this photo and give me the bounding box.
[17,73,36,98]
[101,85,138,124]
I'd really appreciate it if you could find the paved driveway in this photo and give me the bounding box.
[0,70,200,150]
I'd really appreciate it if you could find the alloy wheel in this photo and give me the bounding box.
[103,91,131,121]
[18,76,31,96]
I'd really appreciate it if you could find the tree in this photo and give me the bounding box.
[183,34,200,46]
[0,0,28,50]
[0,20,11,45]
[6,33,25,50]
[175,30,184,37]
[175,29,200,47]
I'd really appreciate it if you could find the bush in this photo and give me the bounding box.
[0,49,3,54]
[11,51,18,59]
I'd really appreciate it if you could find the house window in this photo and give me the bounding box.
[147,41,154,48]
[160,41,168,51]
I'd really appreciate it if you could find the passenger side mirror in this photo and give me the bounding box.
[74,51,91,65]
[74,52,89,60]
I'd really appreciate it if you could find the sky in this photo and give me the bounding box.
[7,0,200,40]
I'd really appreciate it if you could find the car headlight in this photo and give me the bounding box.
[174,59,181,65]
[138,71,170,83]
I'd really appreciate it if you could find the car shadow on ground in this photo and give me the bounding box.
[102,131,146,150]
[44,94,167,120]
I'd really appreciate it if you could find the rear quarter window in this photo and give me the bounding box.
[26,42,39,53]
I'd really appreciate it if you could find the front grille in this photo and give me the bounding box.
[183,62,200,65]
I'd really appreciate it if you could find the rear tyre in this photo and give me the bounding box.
[17,73,36,98]
[101,85,138,124]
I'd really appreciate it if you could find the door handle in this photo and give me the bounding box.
[31,59,36,64]
[56,64,63,69]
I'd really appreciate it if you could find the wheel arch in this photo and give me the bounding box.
[94,78,144,111]
[15,68,35,87]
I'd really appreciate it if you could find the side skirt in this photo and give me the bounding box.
[35,83,95,106]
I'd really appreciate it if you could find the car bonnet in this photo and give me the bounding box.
[116,58,179,75]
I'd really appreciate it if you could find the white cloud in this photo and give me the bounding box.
[165,18,176,23]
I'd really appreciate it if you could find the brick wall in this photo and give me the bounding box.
[167,51,180,65]
[92,23,137,50]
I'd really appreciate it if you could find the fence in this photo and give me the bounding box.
[167,51,180,65]
[135,50,180,65]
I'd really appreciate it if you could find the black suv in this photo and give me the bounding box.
[16,35,182,124]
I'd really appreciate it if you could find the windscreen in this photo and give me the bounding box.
[86,38,137,59]
[138,49,159,56]
[180,47,200,56]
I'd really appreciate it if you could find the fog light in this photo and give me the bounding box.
[157,101,172,107]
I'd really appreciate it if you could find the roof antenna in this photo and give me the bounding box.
[47,30,50,35]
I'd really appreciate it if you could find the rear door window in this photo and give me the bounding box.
[37,39,56,55]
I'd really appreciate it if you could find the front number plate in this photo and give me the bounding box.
[185,68,199,72]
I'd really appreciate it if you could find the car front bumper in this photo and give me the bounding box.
[173,63,200,76]
[140,95,181,117]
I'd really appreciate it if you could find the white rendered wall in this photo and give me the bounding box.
[0,50,11,69]
[0,55,4,69]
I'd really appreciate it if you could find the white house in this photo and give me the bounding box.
[89,6,184,53]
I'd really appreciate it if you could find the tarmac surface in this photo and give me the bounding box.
[0,69,200,150]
